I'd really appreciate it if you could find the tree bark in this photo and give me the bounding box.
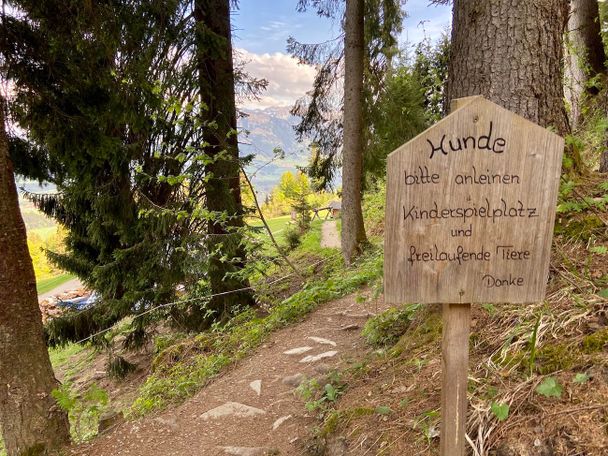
[447,0,570,136]
[341,0,367,265]
[601,144,608,172]
[0,100,70,454]
[565,0,607,129]
[194,0,255,325]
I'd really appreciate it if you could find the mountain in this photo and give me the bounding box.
[239,106,309,196]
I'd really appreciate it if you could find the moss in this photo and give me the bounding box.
[390,311,442,358]
[495,351,526,371]
[533,343,580,375]
[496,341,587,375]
[555,214,605,241]
[362,304,420,348]
[582,328,608,353]
[320,407,375,438]
[153,333,186,354]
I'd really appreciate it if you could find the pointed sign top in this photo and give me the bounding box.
[384,96,564,304]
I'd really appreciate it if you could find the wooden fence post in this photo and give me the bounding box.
[440,303,471,456]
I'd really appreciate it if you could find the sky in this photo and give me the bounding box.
[232,0,452,110]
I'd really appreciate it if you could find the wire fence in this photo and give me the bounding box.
[73,252,342,345]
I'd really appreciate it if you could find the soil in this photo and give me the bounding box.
[70,291,389,456]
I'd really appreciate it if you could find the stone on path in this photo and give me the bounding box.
[340,324,360,331]
[272,415,292,431]
[282,373,305,387]
[249,380,262,396]
[200,402,266,420]
[314,363,331,374]
[153,416,178,431]
[299,351,338,363]
[219,446,272,456]
[283,346,313,355]
[307,336,336,347]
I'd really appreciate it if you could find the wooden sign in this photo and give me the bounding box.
[384,96,564,304]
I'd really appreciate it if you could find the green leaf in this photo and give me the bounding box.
[573,373,590,384]
[51,385,77,412]
[535,377,563,398]
[598,288,608,298]
[324,383,338,402]
[490,402,509,421]
[375,405,392,415]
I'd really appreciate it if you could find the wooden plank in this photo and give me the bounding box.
[384,96,564,304]
[440,303,471,456]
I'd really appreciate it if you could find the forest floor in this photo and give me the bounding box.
[70,290,388,456]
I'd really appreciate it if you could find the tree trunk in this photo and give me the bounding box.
[447,0,570,136]
[194,0,255,325]
[565,0,607,129]
[341,0,367,265]
[601,144,608,172]
[0,100,70,454]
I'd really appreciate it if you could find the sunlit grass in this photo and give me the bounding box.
[37,273,75,295]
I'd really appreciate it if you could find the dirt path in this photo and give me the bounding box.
[73,292,388,456]
[320,220,340,249]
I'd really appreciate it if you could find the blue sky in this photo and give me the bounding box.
[233,1,451,110]
[233,1,451,54]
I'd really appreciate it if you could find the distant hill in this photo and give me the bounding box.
[239,106,309,196]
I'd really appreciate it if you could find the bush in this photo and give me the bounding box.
[284,224,302,250]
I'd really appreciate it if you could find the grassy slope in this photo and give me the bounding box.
[37,273,75,295]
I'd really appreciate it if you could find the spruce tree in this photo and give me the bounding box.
[195,0,255,322]
[1,1,207,342]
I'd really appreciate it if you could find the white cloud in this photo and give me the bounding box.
[236,48,317,110]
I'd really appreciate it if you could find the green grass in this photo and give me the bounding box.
[49,343,86,369]
[37,273,75,295]
[249,214,291,241]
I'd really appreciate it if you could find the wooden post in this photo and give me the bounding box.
[439,97,474,456]
[440,303,471,456]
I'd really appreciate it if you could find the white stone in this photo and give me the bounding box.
[153,416,178,431]
[307,336,337,347]
[272,415,292,431]
[249,380,262,396]
[200,402,266,420]
[299,351,338,363]
[283,346,313,355]
[219,447,268,456]
[282,373,305,387]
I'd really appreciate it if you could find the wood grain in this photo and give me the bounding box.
[384,96,564,304]
[440,303,471,456]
